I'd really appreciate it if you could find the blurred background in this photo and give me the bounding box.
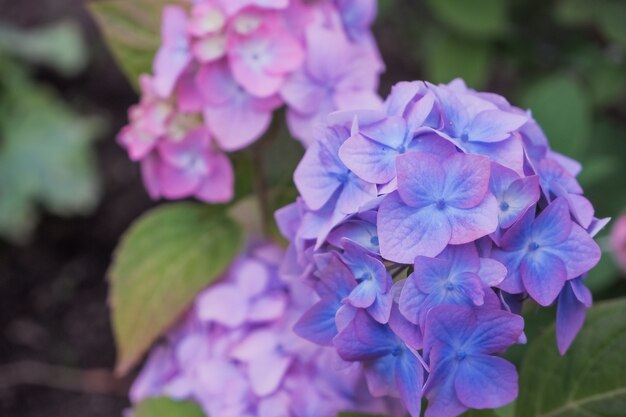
[0,0,624,416]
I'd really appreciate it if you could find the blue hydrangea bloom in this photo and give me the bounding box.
[277,79,606,417]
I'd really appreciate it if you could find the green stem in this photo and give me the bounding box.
[251,143,272,238]
[250,115,281,238]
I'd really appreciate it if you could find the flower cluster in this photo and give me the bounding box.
[130,241,402,417]
[118,0,383,203]
[275,79,606,417]
[611,213,626,275]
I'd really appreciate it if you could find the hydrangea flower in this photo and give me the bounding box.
[276,78,605,417]
[119,0,383,203]
[610,212,626,274]
[130,241,402,417]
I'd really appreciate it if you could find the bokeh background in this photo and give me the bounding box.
[0,0,625,416]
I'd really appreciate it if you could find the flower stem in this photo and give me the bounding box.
[250,115,281,238]
[251,143,272,238]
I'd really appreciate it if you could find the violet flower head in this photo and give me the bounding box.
[276,78,606,417]
[131,241,401,417]
[118,0,384,203]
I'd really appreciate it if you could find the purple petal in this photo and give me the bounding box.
[447,194,499,245]
[443,154,492,209]
[293,297,341,346]
[477,258,508,287]
[348,279,378,308]
[414,256,452,294]
[339,133,400,184]
[395,351,424,417]
[367,291,394,324]
[549,223,602,279]
[455,354,518,409]
[467,110,528,143]
[464,135,525,176]
[469,308,525,353]
[196,285,248,327]
[293,138,344,210]
[521,251,567,306]
[424,358,467,417]
[280,69,325,114]
[157,163,201,199]
[398,275,428,325]
[378,193,451,263]
[335,174,378,215]
[533,198,572,246]
[556,280,588,355]
[333,311,397,361]
[389,302,423,349]
[396,152,445,207]
[248,353,292,396]
[195,152,234,203]
[499,176,540,229]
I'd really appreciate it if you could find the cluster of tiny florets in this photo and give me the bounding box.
[130,241,404,417]
[118,0,383,203]
[276,79,606,417]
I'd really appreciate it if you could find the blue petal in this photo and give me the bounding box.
[556,280,587,354]
[395,349,424,417]
[455,354,518,409]
[521,250,567,306]
[378,193,451,263]
[334,311,397,361]
[294,297,341,346]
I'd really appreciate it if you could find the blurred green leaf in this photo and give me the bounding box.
[597,1,626,47]
[516,298,626,417]
[135,397,206,417]
[0,21,88,76]
[109,203,243,374]
[0,61,102,242]
[520,76,591,160]
[426,0,507,38]
[555,0,596,26]
[88,0,183,89]
[577,155,621,188]
[425,32,492,89]
[586,253,620,294]
[461,410,499,416]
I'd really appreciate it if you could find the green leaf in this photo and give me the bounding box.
[516,298,626,417]
[555,0,597,26]
[134,397,206,417]
[597,1,626,47]
[426,0,507,38]
[0,21,88,76]
[87,0,183,89]
[585,254,620,294]
[425,31,492,89]
[520,77,591,160]
[109,203,244,374]
[0,62,103,242]
[461,410,499,416]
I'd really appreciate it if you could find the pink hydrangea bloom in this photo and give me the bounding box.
[611,213,626,274]
[118,0,383,203]
[130,241,403,417]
